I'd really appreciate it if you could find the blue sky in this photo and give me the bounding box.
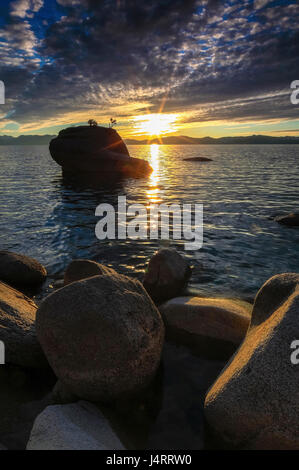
[0,0,299,137]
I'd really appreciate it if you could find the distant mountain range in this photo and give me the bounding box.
[0,133,299,145]
[125,135,299,145]
[0,135,55,145]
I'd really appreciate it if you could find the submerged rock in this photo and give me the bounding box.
[49,126,152,178]
[204,273,299,449]
[159,296,252,359]
[143,248,192,303]
[275,212,299,227]
[0,282,47,368]
[36,272,164,402]
[64,259,116,286]
[0,251,47,287]
[26,401,125,450]
[183,157,213,162]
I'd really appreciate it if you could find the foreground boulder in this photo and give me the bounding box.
[26,401,125,450]
[0,251,47,287]
[50,126,152,178]
[36,272,164,401]
[0,282,47,368]
[275,212,299,227]
[143,248,192,303]
[64,259,116,286]
[159,297,252,358]
[204,273,299,449]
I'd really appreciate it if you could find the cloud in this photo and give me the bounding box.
[1,0,299,132]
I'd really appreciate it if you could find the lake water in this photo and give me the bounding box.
[0,143,298,301]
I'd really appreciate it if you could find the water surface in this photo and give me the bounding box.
[0,143,298,300]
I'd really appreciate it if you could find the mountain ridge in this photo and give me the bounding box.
[0,133,299,145]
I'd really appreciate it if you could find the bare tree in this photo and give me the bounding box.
[109,118,117,128]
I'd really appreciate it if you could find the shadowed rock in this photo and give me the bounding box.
[64,259,116,286]
[0,282,47,368]
[275,212,299,227]
[204,273,299,449]
[50,126,152,178]
[36,272,164,402]
[159,296,252,359]
[143,248,192,303]
[0,251,47,287]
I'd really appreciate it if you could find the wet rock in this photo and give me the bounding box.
[0,251,47,287]
[204,273,299,450]
[275,212,299,227]
[64,259,116,286]
[26,401,125,450]
[143,248,192,303]
[0,282,47,368]
[36,273,164,402]
[50,126,152,178]
[159,297,252,359]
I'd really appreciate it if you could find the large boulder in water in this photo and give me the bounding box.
[49,126,152,178]
[204,273,299,449]
[36,272,164,402]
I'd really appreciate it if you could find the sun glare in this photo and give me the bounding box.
[133,113,177,137]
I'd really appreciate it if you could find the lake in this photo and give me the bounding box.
[0,143,298,301]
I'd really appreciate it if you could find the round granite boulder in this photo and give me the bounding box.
[36,272,164,402]
[143,248,192,303]
[64,259,116,286]
[0,251,47,287]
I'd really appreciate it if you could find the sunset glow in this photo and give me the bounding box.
[133,113,178,137]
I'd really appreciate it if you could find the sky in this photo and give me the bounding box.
[0,0,299,138]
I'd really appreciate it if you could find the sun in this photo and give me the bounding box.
[133,113,177,137]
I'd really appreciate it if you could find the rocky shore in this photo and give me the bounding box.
[0,249,298,450]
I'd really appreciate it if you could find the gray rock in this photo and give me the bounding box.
[275,212,299,227]
[26,401,125,450]
[64,259,116,286]
[0,251,47,287]
[36,273,164,402]
[204,273,299,450]
[159,296,252,359]
[0,282,47,368]
[143,248,192,303]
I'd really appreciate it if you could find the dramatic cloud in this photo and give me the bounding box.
[0,0,299,134]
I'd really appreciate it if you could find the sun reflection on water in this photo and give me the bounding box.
[147,144,162,203]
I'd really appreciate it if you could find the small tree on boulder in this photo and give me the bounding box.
[109,118,117,128]
[88,119,98,127]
